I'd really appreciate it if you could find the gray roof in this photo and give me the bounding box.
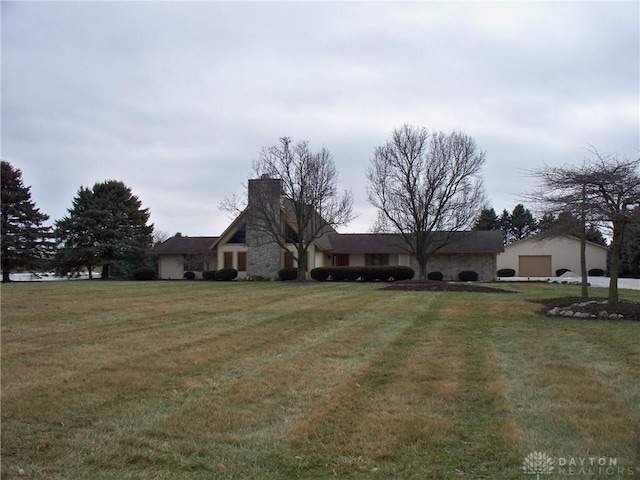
[321,230,504,254]
[151,236,217,255]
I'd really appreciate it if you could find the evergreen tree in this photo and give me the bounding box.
[55,180,153,279]
[473,207,501,231]
[1,161,52,282]
[508,203,538,242]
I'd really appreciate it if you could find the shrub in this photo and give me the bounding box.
[556,268,570,277]
[588,268,605,277]
[427,271,444,281]
[214,268,238,281]
[131,267,156,281]
[458,270,479,282]
[497,268,516,277]
[183,271,196,280]
[202,270,217,280]
[278,267,298,281]
[310,266,415,282]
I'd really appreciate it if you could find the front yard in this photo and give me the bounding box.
[1,281,638,479]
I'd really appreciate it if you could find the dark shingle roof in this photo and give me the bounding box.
[151,236,217,255]
[322,231,503,254]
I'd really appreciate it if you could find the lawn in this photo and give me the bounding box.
[1,280,639,479]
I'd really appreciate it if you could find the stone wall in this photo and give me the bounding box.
[413,253,497,281]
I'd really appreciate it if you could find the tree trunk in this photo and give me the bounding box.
[579,233,588,300]
[101,263,110,280]
[2,270,11,283]
[608,223,622,305]
[579,183,588,300]
[296,243,307,281]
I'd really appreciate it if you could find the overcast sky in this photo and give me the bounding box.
[2,1,638,237]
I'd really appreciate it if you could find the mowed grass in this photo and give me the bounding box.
[1,281,639,479]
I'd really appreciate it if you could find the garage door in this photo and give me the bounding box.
[519,255,552,277]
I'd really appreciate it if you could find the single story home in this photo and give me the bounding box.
[496,235,608,277]
[152,176,504,280]
[152,235,218,279]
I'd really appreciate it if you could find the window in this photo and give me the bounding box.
[237,252,247,272]
[333,254,349,266]
[224,252,233,269]
[228,224,246,244]
[365,254,389,266]
[285,224,299,243]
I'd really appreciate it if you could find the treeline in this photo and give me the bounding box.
[1,161,153,281]
[473,203,607,245]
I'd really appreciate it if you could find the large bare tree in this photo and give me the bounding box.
[366,125,486,280]
[529,148,640,304]
[222,137,354,280]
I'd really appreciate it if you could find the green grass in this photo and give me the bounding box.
[1,281,639,479]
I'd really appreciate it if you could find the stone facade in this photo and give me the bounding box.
[413,253,498,281]
[246,177,284,279]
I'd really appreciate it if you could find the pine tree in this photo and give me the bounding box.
[55,180,153,279]
[1,161,52,282]
[473,207,501,231]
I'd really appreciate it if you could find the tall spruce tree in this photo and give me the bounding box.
[55,180,153,279]
[1,161,52,282]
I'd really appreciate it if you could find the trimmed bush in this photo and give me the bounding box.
[497,268,516,277]
[427,271,444,281]
[458,270,479,282]
[310,266,415,282]
[131,267,156,281]
[214,268,238,281]
[588,268,605,277]
[202,270,217,281]
[556,268,570,277]
[278,267,298,281]
[183,271,196,280]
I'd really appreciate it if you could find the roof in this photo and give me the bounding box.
[504,234,609,251]
[321,230,504,254]
[151,236,218,255]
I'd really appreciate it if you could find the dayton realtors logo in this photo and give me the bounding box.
[522,452,635,478]
[522,452,554,479]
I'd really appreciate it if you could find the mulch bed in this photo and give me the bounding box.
[380,281,515,294]
[532,297,640,321]
[380,281,640,321]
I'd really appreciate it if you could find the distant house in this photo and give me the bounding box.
[153,176,504,281]
[496,235,608,277]
[152,236,217,279]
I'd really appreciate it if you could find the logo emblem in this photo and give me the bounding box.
[522,451,554,479]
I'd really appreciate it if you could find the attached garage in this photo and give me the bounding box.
[518,255,552,277]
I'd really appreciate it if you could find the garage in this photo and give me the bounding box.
[519,255,552,277]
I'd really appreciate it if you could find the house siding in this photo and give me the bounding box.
[158,254,185,280]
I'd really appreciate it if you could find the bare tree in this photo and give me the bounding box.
[527,163,594,299]
[222,137,355,280]
[366,125,486,280]
[529,148,640,304]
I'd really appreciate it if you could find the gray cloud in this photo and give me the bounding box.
[2,1,638,236]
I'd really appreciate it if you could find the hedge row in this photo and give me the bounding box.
[310,266,415,282]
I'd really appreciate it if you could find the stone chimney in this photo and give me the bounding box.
[247,176,283,279]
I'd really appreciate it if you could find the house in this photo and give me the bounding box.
[496,235,608,277]
[152,176,504,280]
[152,235,217,279]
